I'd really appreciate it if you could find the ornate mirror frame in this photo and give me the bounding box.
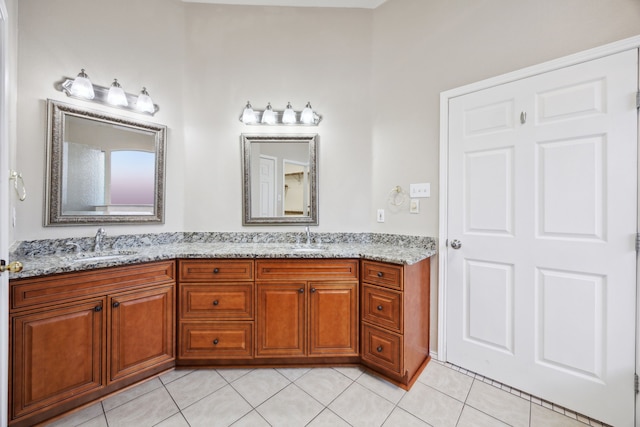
[45,100,167,225]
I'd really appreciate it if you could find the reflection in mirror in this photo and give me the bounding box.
[242,134,318,225]
[45,100,166,225]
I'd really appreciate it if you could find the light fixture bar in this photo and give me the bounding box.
[239,106,322,126]
[60,78,159,116]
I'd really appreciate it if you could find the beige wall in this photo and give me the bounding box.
[13,0,639,242]
[15,0,188,241]
[370,0,640,236]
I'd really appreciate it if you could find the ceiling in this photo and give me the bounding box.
[182,0,387,9]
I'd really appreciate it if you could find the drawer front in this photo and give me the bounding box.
[361,261,403,290]
[179,260,254,282]
[180,284,253,320]
[256,259,358,280]
[362,285,402,332]
[179,322,253,359]
[361,324,403,375]
[11,261,176,311]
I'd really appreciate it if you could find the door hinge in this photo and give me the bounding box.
[635,373,639,394]
[636,233,640,253]
[637,91,640,109]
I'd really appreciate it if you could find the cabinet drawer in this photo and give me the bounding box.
[256,259,358,280]
[179,260,254,282]
[362,285,402,332]
[361,261,403,290]
[180,284,253,320]
[11,261,175,310]
[179,322,253,359]
[361,324,402,376]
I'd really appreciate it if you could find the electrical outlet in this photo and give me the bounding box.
[377,209,385,222]
[410,183,431,198]
[410,199,419,214]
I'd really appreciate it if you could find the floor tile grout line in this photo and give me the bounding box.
[442,361,608,427]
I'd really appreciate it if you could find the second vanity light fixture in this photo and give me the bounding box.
[240,101,322,126]
[61,68,159,116]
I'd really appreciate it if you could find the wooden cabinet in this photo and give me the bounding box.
[9,261,176,427]
[177,260,255,361]
[255,259,359,359]
[360,258,430,389]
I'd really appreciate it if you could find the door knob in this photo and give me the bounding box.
[450,240,462,250]
[0,260,23,273]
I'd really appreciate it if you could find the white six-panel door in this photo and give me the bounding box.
[446,49,638,426]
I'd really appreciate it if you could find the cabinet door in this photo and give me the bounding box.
[11,298,106,420]
[309,282,358,356]
[109,285,175,383]
[256,283,305,357]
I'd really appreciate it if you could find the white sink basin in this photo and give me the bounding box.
[290,245,327,253]
[67,250,137,263]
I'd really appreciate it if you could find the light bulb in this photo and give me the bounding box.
[70,69,95,100]
[282,102,296,124]
[242,101,256,124]
[107,79,128,107]
[136,87,155,114]
[300,102,314,124]
[261,103,276,124]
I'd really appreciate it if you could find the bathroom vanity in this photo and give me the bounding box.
[7,235,434,427]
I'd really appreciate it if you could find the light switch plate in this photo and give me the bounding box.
[377,209,385,222]
[410,183,430,198]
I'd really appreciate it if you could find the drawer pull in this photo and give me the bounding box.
[311,288,316,293]
[213,300,219,306]
[377,305,383,311]
[377,272,383,277]
[213,339,219,345]
[94,305,102,312]
[112,301,120,308]
[376,345,383,352]
[299,288,304,294]
[213,268,219,274]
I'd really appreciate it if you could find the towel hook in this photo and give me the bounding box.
[9,170,26,201]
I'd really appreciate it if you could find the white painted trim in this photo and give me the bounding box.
[437,34,640,362]
[0,1,10,426]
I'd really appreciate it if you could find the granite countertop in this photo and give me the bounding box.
[9,232,437,280]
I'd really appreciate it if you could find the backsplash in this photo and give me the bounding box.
[11,232,437,257]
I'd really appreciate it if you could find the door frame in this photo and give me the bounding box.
[438,35,640,362]
[0,0,9,425]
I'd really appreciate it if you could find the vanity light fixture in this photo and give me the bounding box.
[239,101,322,126]
[135,87,155,114]
[107,79,128,107]
[59,70,159,116]
[261,102,276,124]
[69,69,95,100]
[282,102,296,124]
[241,101,257,124]
[300,102,314,124]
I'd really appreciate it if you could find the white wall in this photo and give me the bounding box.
[370,0,640,237]
[15,0,187,241]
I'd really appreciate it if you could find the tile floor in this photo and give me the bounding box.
[44,361,607,427]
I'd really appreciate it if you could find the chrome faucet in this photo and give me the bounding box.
[94,228,106,252]
[305,226,311,245]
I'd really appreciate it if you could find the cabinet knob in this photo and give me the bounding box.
[213,339,219,345]
[377,305,383,311]
[94,305,102,312]
[213,268,219,274]
[311,288,316,293]
[213,300,219,306]
[299,288,304,293]
[112,301,120,308]
[376,345,383,352]
[377,272,383,277]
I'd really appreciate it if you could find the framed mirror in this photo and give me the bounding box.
[242,134,318,226]
[45,100,167,225]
